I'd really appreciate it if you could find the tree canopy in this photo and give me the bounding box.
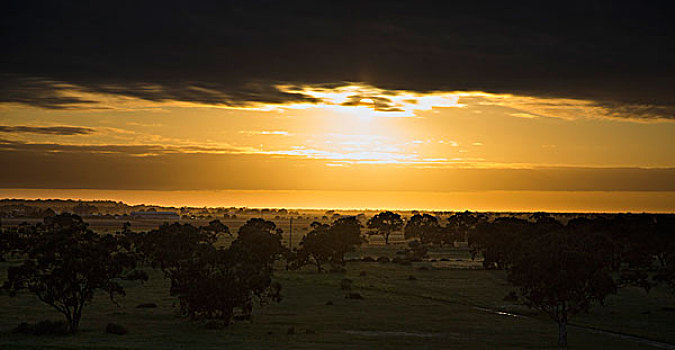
[367,211,403,245]
[508,229,617,347]
[2,214,146,333]
[294,216,363,272]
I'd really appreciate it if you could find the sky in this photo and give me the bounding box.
[1,1,673,211]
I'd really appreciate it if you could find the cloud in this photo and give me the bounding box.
[0,143,673,192]
[0,139,246,156]
[1,2,672,120]
[239,130,292,136]
[0,125,96,135]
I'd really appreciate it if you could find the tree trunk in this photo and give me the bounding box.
[384,233,390,245]
[558,320,567,347]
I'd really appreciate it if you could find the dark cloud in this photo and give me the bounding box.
[0,125,95,135]
[341,95,404,112]
[0,146,673,191]
[1,1,673,118]
[0,139,241,155]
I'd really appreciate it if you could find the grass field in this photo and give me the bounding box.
[2,243,675,349]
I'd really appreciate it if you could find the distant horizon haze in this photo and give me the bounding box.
[1,189,673,213]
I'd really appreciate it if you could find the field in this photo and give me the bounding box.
[2,235,675,349]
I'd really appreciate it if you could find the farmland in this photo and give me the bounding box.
[1,229,674,349]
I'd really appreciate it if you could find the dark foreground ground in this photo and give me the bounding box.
[1,244,675,349]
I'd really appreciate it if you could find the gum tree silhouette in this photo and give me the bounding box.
[508,228,616,347]
[404,214,442,245]
[140,218,283,325]
[2,214,146,333]
[367,211,403,245]
[294,216,363,271]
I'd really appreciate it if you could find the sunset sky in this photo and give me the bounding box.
[1,2,673,211]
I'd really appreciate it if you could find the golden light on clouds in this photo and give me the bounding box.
[1,81,674,211]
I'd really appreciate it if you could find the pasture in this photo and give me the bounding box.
[1,241,674,349]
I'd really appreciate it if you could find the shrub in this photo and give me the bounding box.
[204,320,224,329]
[14,320,68,335]
[136,303,158,308]
[503,291,518,302]
[346,292,364,299]
[105,323,128,335]
[376,257,390,263]
[340,278,353,291]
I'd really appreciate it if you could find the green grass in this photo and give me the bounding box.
[1,245,675,349]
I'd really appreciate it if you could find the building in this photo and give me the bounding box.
[130,211,180,220]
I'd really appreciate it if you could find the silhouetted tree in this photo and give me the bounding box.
[295,222,332,272]
[72,202,97,216]
[140,219,283,325]
[508,229,616,347]
[2,214,146,333]
[468,217,536,269]
[367,211,403,245]
[653,215,675,292]
[200,219,230,237]
[294,216,363,271]
[446,211,478,243]
[230,218,283,270]
[404,214,441,245]
[328,216,363,264]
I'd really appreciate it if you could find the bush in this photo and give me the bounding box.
[503,291,518,302]
[136,303,158,308]
[408,275,417,281]
[359,271,367,276]
[376,256,390,263]
[204,320,224,329]
[346,292,364,299]
[14,320,69,335]
[105,323,128,335]
[340,278,353,291]
[361,256,375,262]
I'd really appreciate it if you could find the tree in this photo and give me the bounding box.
[507,229,616,347]
[404,214,441,245]
[653,215,675,291]
[230,218,283,270]
[2,214,146,333]
[328,216,363,264]
[295,222,333,272]
[468,217,536,269]
[294,216,363,271]
[140,219,283,325]
[367,211,403,245]
[200,219,230,237]
[72,202,98,216]
[446,211,478,243]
